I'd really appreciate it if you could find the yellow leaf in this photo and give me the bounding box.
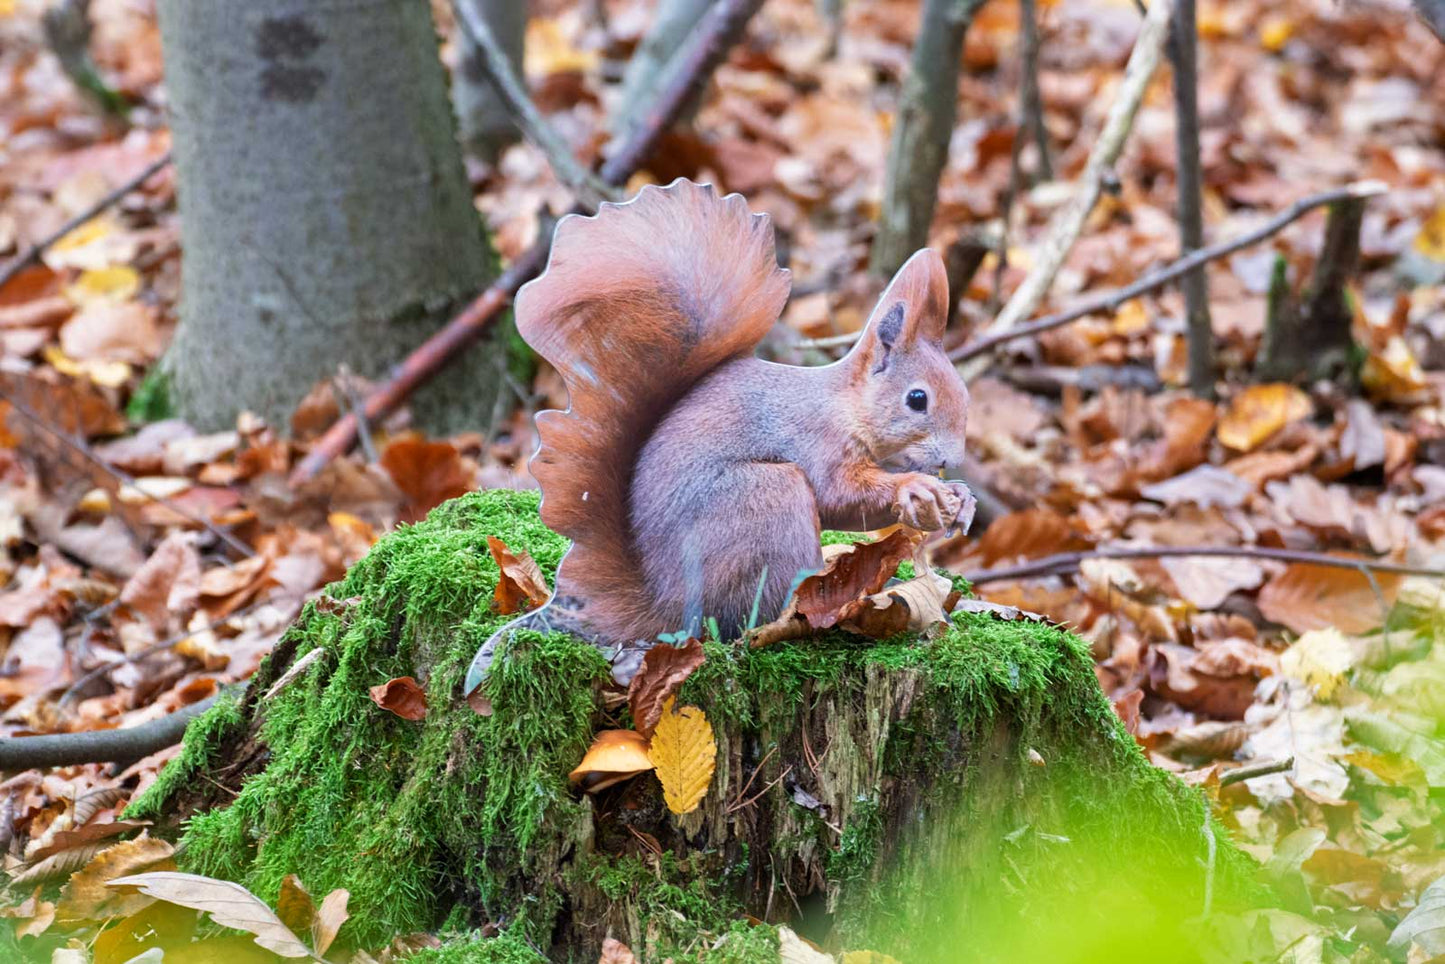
[1216,384,1312,452]
[1258,15,1293,52]
[1361,336,1427,402]
[569,729,654,793]
[648,697,716,815]
[1110,299,1149,336]
[1280,628,1354,699]
[525,17,598,75]
[1415,205,1445,261]
[49,216,114,253]
[65,266,140,306]
[41,346,132,388]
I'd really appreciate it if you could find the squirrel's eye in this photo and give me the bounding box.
[905,389,928,413]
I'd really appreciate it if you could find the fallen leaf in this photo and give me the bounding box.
[369,676,427,721]
[569,729,654,792]
[599,936,638,964]
[1339,399,1385,472]
[779,926,835,963]
[92,900,197,964]
[26,819,151,864]
[1389,874,1445,956]
[55,836,176,923]
[1361,336,1427,402]
[275,875,315,939]
[628,638,706,740]
[486,536,550,615]
[1279,628,1354,699]
[1258,563,1400,635]
[793,528,923,630]
[1160,555,1264,609]
[379,436,473,523]
[1216,384,1312,452]
[119,532,201,629]
[971,508,1081,566]
[1141,465,1253,508]
[107,871,314,959]
[312,888,349,956]
[648,698,716,816]
[838,569,954,638]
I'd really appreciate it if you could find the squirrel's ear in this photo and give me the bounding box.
[857,248,949,371]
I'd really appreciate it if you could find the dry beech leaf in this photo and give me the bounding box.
[369,676,427,721]
[628,638,706,740]
[55,836,176,923]
[1258,563,1400,635]
[599,937,638,964]
[1160,555,1264,610]
[312,888,350,956]
[569,729,654,793]
[486,536,550,615]
[1216,383,1312,452]
[107,871,315,959]
[275,874,315,939]
[648,697,716,816]
[11,842,107,889]
[971,508,1080,566]
[379,436,473,524]
[1279,628,1355,699]
[838,570,954,638]
[119,532,201,628]
[26,818,151,863]
[1156,720,1250,761]
[779,925,835,963]
[1140,465,1253,509]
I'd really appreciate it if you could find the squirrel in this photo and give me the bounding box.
[466,179,974,692]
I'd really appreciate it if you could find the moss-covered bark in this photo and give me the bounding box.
[130,490,1262,962]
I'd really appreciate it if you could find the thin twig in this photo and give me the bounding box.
[332,366,377,464]
[0,695,217,771]
[0,153,171,292]
[452,0,619,209]
[963,545,1444,586]
[290,0,767,484]
[1171,0,1215,399]
[1,387,254,558]
[726,764,793,814]
[959,0,1174,381]
[1219,756,1294,786]
[949,181,1389,363]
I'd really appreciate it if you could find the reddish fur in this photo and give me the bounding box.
[518,179,971,644]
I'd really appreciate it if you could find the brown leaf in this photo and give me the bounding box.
[569,729,654,792]
[486,535,550,616]
[312,888,349,956]
[599,936,638,964]
[1140,396,1216,480]
[628,638,706,740]
[275,874,315,939]
[793,528,923,630]
[838,570,954,638]
[1258,563,1401,635]
[1146,643,1261,720]
[107,871,314,959]
[55,836,176,923]
[119,532,201,629]
[1216,384,1312,452]
[1160,555,1265,609]
[369,676,427,721]
[970,508,1082,567]
[1140,465,1253,509]
[26,819,151,863]
[379,436,474,523]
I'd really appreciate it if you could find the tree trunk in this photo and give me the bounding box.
[156,0,501,436]
[1256,198,1365,382]
[1172,0,1216,399]
[129,489,1264,963]
[870,0,987,278]
[611,0,716,140]
[452,0,527,163]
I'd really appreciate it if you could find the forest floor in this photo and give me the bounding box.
[0,0,1443,960]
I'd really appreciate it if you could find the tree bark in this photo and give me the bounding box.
[156,0,500,435]
[452,0,527,163]
[1172,0,1215,399]
[611,0,717,139]
[1256,198,1365,382]
[870,0,987,278]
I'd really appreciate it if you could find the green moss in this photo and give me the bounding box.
[126,692,244,821]
[126,368,174,423]
[406,929,547,963]
[147,489,1260,961]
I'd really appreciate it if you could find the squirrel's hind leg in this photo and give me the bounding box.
[647,461,823,641]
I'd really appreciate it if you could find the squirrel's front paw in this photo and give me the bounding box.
[893,474,963,531]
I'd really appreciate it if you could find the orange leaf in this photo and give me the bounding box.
[1257,563,1401,635]
[380,435,473,523]
[1216,384,1312,452]
[368,676,427,721]
[486,536,550,615]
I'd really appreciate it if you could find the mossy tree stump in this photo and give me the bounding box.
[129,491,1259,962]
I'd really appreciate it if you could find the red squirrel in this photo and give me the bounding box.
[466,179,973,690]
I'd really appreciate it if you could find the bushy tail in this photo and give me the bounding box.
[518,179,791,643]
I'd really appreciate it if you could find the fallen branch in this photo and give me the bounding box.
[0,695,217,771]
[959,0,1174,381]
[1220,756,1294,787]
[0,152,171,292]
[453,0,619,209]
[963,544,1444,586]
[290,0,766,484]
[948,181,1388,363]
[1,386,254,558]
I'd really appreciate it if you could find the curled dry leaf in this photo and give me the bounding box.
[838,570,954,638]
[1216,383,1312,452]
[275,874,315,939]
[312,888,350,956]
[368,676,427,721]
[486,535,550,616]
[628,637,706,740]
[25,818,151,864]
[380,436,474,524]
[648,698,716,816]
[1389,874,1445,956]
[55,835,176,923]
[569,729,654,793]
[108,871,315,959]
[1140,465,1253,509]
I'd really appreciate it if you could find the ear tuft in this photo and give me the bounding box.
[876,302,905,348]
